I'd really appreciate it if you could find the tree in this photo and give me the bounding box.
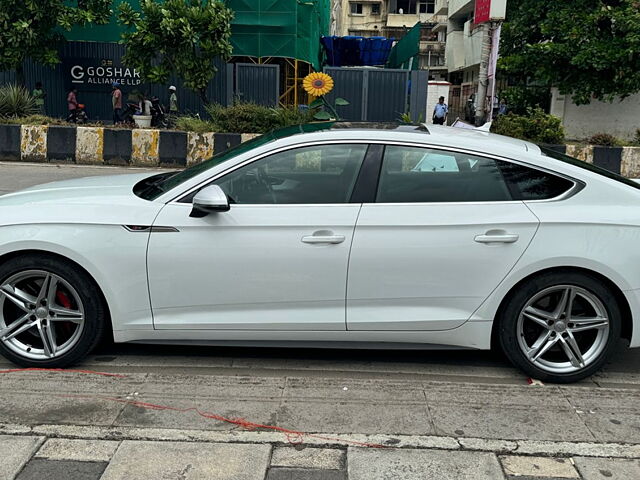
[118,0,233,105]
[0,0,112,84]
[499,0,640,105]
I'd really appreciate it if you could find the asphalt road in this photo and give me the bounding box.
[1,161,640,480]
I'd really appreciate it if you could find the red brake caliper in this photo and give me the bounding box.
[55,291,74,335]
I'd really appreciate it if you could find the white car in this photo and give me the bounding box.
[1,123,638,383]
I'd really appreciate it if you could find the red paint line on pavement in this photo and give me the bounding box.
[58,394,387,449]
[0,368,126,378]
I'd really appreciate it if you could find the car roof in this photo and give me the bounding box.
[265,122,539,159]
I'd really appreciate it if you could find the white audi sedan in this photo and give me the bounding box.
[1,123,638,383]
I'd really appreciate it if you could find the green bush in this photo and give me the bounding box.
[587,133,620,147]
[491,107,565,144]
[173,116,216,134]
[205,103,315,133]
[499,86,552,116]
[631,129,640,146]
[0,84,39,118]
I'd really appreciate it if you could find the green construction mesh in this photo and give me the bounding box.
[386,22,421,69]
[66,0,330,70]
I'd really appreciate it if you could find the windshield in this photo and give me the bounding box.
[134,123,335,201]
[540,146,640,191]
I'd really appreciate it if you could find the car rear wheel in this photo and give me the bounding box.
[498,272,621,383]
[0,254,106,368]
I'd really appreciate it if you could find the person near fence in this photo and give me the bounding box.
[32,82,46,114]
[167,85,178,127]
[433,96,448,125]
[112,82,123,125]
[66,87,78,123]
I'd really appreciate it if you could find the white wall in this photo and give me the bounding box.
[427,81,451,123]
[551,88,640,141]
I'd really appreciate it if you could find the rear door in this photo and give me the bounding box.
[347,144,540,331]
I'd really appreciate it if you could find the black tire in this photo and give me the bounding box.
[0,253,106,368]
[498,271,621,383]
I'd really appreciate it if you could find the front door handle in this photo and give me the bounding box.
[302,232,346,244]
[474,232,519,244]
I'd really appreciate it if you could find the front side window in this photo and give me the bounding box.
[371,3,381,14]
[214,144,368,204]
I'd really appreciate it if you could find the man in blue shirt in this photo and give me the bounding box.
[433,96,448,125]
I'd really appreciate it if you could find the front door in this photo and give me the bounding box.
[147,143,369,330]
[347,145,541,331]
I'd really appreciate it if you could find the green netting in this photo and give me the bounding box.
[226,0,330,70]
[66,0,330,70]
[386,22,421,69]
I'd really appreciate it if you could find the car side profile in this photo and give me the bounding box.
[1,122,639,383]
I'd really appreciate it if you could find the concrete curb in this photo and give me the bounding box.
[0,124,247,167]
[3,123,640,171]
[1,423,639,459]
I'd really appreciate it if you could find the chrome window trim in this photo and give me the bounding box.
[168,139,584,205]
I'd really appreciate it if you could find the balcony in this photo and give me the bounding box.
[463,19,485,67]
[420,41,446,54]
[435,0,448,15]
[448,0,474,19]
[386,13,420,28]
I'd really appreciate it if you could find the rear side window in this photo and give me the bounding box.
[499,162,575,200]
[376,146,512,203]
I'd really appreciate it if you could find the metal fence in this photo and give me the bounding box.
[323,67,428,123]
[234,63,280,107]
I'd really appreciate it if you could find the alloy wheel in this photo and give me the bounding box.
[0,270,85,361]
[516,285,610,374]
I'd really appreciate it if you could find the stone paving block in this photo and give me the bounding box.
[15,459,107,480]
[430,405,594,441]
[284,377,425,402]
[500,455,579,478]
[348,447,504,480]
[266,468,346,480]
[277,400,434,435]
[100,441,271,480]
[0,435,44,480]
[35,439,119,462]
[574,457,640,479]
[271,447,344,470]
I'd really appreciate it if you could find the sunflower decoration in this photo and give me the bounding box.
[303,72,349,121]
[303,72,334,97]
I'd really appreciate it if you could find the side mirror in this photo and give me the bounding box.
[190,185,230,218]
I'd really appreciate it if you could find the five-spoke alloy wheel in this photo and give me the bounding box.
[499,272,621,383]
[0,255,105,368]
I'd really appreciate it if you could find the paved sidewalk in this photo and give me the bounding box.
[2,434,639,480]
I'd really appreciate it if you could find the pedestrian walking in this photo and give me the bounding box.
[432,96,448,125]
[112,82,123,124]
[32,81,46,114]
[167,85,178,127]
[66,87,78,123]
[498,98,508,116]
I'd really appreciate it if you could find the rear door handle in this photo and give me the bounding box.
[302,234,346,245]
[474,233,519,244]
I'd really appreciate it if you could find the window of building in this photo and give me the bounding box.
[419,1,435,14]
[395,0,417,14]
[371,3,381,15]
[350,3,363,14]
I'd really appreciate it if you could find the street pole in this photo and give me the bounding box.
[474,21,493,126]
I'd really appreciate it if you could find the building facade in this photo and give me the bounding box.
[332,1,448,78]
[435,0,506,121]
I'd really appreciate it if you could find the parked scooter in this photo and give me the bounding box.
[150,96,168,128]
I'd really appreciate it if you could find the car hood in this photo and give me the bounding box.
[0,172,166,226]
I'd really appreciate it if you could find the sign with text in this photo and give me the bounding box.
[474,0,491,23]
[63,58,142,92]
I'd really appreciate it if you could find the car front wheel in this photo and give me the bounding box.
[0,254,106,368]
[498,272,621,383]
